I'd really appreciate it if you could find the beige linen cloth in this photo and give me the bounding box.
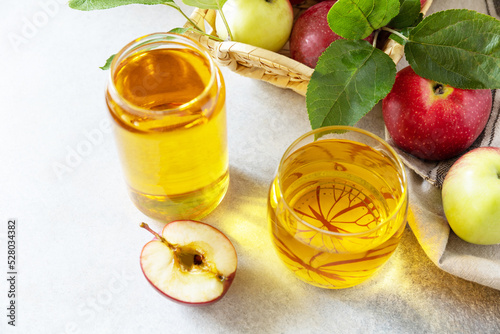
[383,0,500,290]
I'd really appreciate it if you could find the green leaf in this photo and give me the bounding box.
[306,40,396,129]
[412,12,424,26]
[405,9,500,89]
[169,27,190,34]
[327,0,400,40]
[100,54,115,70]
[182,0,227,10]
[68,0,170,11]
[389,0,420,29]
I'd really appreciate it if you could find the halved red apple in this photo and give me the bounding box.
[140,221,237,305]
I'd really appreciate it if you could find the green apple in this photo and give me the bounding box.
[442,147,500,245]
[215,0,294,52]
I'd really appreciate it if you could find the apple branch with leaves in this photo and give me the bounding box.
[69,0,500,129]
[308,0,500,129]
[68,0,233,69]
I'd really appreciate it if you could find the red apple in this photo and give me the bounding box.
[420,0,427,7]
[140,221,237,305]
[289,0,328,4]
[382,66,492,161]
[289,0,374,68]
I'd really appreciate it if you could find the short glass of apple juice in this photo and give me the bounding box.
[268,126,408,289]
[106,33,228,221]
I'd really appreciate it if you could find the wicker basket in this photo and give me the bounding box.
[183,0,433,96]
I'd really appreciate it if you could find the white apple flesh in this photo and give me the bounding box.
[215,0,294,52]
[140,221,237,305]
[442,147,500,245]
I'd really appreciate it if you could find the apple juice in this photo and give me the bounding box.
[106,34,228,220]
[268,138,407,289]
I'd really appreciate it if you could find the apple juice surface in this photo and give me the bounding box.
[107,47,228,220]
[268,139,407,289]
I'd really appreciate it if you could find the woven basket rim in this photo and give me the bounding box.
[183,0,434,95]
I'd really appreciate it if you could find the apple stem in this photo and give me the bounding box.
[381,26,408,43]
[163,3,204,33]
[140,223,174,249]
[372,29,380,48]
[433,83,445,95]
[140,223,227,282]
[196,29,225,42]
[217,6,234,41]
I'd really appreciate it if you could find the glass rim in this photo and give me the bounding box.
[106,32,217,117]
[276,125,408,237]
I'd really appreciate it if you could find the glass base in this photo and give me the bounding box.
[128,172,229,221]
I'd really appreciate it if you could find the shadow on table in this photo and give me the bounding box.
[178,167,500,333]
[179,166,315,331]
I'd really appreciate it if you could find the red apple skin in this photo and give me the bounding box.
[140,220,237,306]
[382,66,492,161]
[289,0,374,68]
[289,0,328,4]
[420,0,427,7]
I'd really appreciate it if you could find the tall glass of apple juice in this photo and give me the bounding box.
[268,126,408,289]
[106,33,228,221]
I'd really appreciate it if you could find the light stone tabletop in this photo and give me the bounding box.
[1,1,499,333]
